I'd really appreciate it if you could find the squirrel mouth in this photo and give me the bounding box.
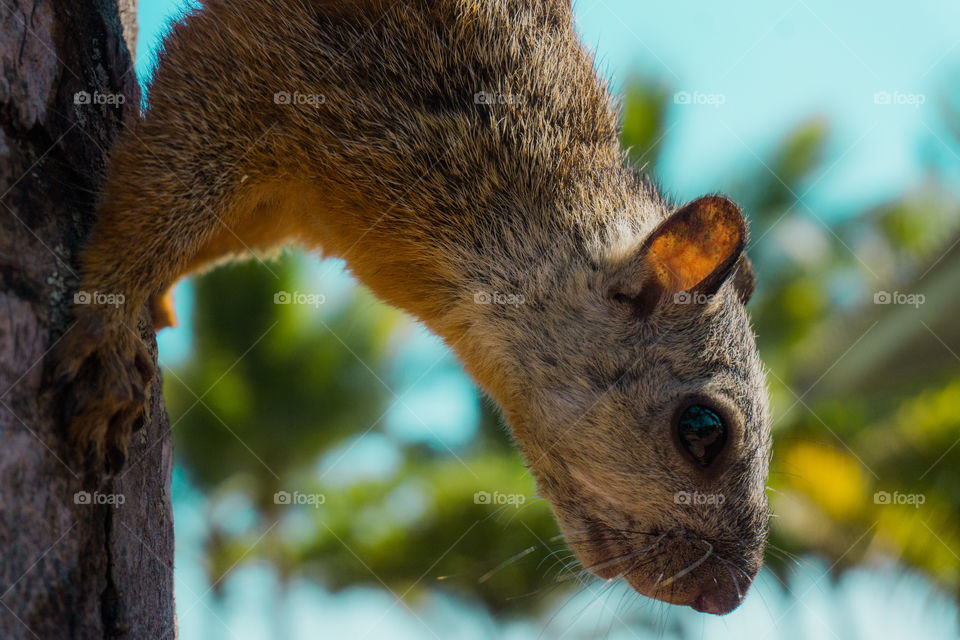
[565,523,755,615]
[622,550,754,614]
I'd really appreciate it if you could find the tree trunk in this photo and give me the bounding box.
[0,1,175,638]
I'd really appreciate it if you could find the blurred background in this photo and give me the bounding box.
[136,0,960,637]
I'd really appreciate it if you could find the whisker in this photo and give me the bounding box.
[558,530,671,582]
[659,541,713,588]
[478,544,538,583]
[716,557,743,600]
[555,556,586,584]
[538,546,573,571]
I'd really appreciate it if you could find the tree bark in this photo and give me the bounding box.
[0,1,175,638]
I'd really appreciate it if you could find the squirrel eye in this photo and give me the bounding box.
[676,405,726,468]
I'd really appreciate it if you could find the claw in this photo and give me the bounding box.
[47,307,155,462]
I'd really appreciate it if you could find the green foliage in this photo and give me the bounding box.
[165,256,396,498]
[620,79,670,168]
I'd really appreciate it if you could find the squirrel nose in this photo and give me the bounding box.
[690,579,744,615]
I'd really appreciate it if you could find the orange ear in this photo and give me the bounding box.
[643,195,746,296]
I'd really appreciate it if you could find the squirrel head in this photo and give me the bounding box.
[457,194,770,615]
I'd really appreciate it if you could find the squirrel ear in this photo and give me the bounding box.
[608,196,747,312]
[642,195,746,298]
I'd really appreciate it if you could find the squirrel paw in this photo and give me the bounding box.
[49,309,155,458]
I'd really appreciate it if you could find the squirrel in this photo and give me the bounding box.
[49,0,771,615]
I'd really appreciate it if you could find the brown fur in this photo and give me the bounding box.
[49,0,771,614]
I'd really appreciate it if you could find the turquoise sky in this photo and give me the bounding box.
[574,0,960,209]
[136,1,960,638]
